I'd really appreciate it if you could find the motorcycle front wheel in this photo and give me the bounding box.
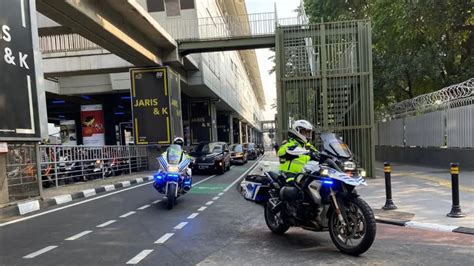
[264,201,289,234]
[166,183,177,210]
[329,197,376,256]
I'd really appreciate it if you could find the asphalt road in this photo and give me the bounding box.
[1,156,473,266]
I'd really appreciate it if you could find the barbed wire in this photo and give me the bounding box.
[386,78,474,116]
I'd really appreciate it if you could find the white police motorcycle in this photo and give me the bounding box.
[153,144,192,209]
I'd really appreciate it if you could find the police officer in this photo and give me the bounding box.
[278,120,317,184]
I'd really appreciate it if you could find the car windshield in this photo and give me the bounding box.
[196,143,220,154]
[243,143,254,149]
[231,145,243,152]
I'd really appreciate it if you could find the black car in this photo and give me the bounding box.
[243,143,258,160]
[230,144,248,165]
[190,142,231,174]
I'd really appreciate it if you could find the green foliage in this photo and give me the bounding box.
[304,0,474,110]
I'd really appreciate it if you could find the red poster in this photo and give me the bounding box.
[80,104,105,146]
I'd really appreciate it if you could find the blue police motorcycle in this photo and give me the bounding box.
[153,145,193,209]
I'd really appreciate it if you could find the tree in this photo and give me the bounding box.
[304,0,474,110]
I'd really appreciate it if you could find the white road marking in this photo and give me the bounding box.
[154,233,174,244]
[137,204,150,210]
[212,196,219,200]
[96,220,116,228]
[223,157,264,192]
[0,181,153,227]
[405,221,458,232]
[218,192,224,196]
[174,222,188,230]
[23,246,57,259]
[120,211,136,218]
[197,206,207,211]
[187,213,199,219]
[53,195,72,205]
[126,249,153,264]
[65,230,93,241]
[194,175,217,186]
[205,201,214,206]
[151,199,161,204]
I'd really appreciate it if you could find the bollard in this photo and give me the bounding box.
[447,163,466,218]
[382,162,397,210]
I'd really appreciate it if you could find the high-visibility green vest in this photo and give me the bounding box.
[277,139,314,181]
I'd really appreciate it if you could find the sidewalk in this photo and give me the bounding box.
[359,162,474,229]
[41,171,155,199]
[0,170,155,220]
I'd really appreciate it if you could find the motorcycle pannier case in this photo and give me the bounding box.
[240,175,271,203]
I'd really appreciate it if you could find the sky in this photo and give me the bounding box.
[245,0,302,121]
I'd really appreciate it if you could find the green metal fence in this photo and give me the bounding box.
[276,20,375,177]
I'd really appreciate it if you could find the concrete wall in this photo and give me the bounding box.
[375,146,474,170]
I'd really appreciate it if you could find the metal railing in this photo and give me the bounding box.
[160,12,307,42]
[376,79,474,148]
[38,13,305,53]
[382,78,474,118]
[38,145,148,189]
[40,33,101,53]
[161,12,276,41]
[6,143,40,201]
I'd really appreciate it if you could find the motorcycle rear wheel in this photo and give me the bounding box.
[329,197,376,256]
[167,183,177,210]
[264,201,290,234]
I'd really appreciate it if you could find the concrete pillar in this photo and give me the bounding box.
[0,153,8,204]
[229,114,234,144]
[210,102,217,142]
[233,118,241,144]
[245,124,249,143]
[239,121,244,143]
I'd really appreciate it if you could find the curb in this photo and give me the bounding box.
[0,176,153,219]
[376,217,474,235]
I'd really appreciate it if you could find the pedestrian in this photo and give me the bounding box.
[274,143,279,155]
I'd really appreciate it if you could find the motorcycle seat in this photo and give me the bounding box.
[267,171,285,185]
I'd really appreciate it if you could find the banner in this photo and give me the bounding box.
[130,67,171,144]
[80,104,105,146]
[0,0,40,140]
[60,120,77,146]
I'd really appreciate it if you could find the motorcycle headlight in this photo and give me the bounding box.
[168,166,179,172]
[343,161,356,171]
[359,169,367,177]
[320,169,329,176]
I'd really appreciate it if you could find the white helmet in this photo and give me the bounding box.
[290,120,314,143]
[173,137,184,147]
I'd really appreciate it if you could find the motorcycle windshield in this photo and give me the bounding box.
[320,132,352,158]
[166,144,183,165]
